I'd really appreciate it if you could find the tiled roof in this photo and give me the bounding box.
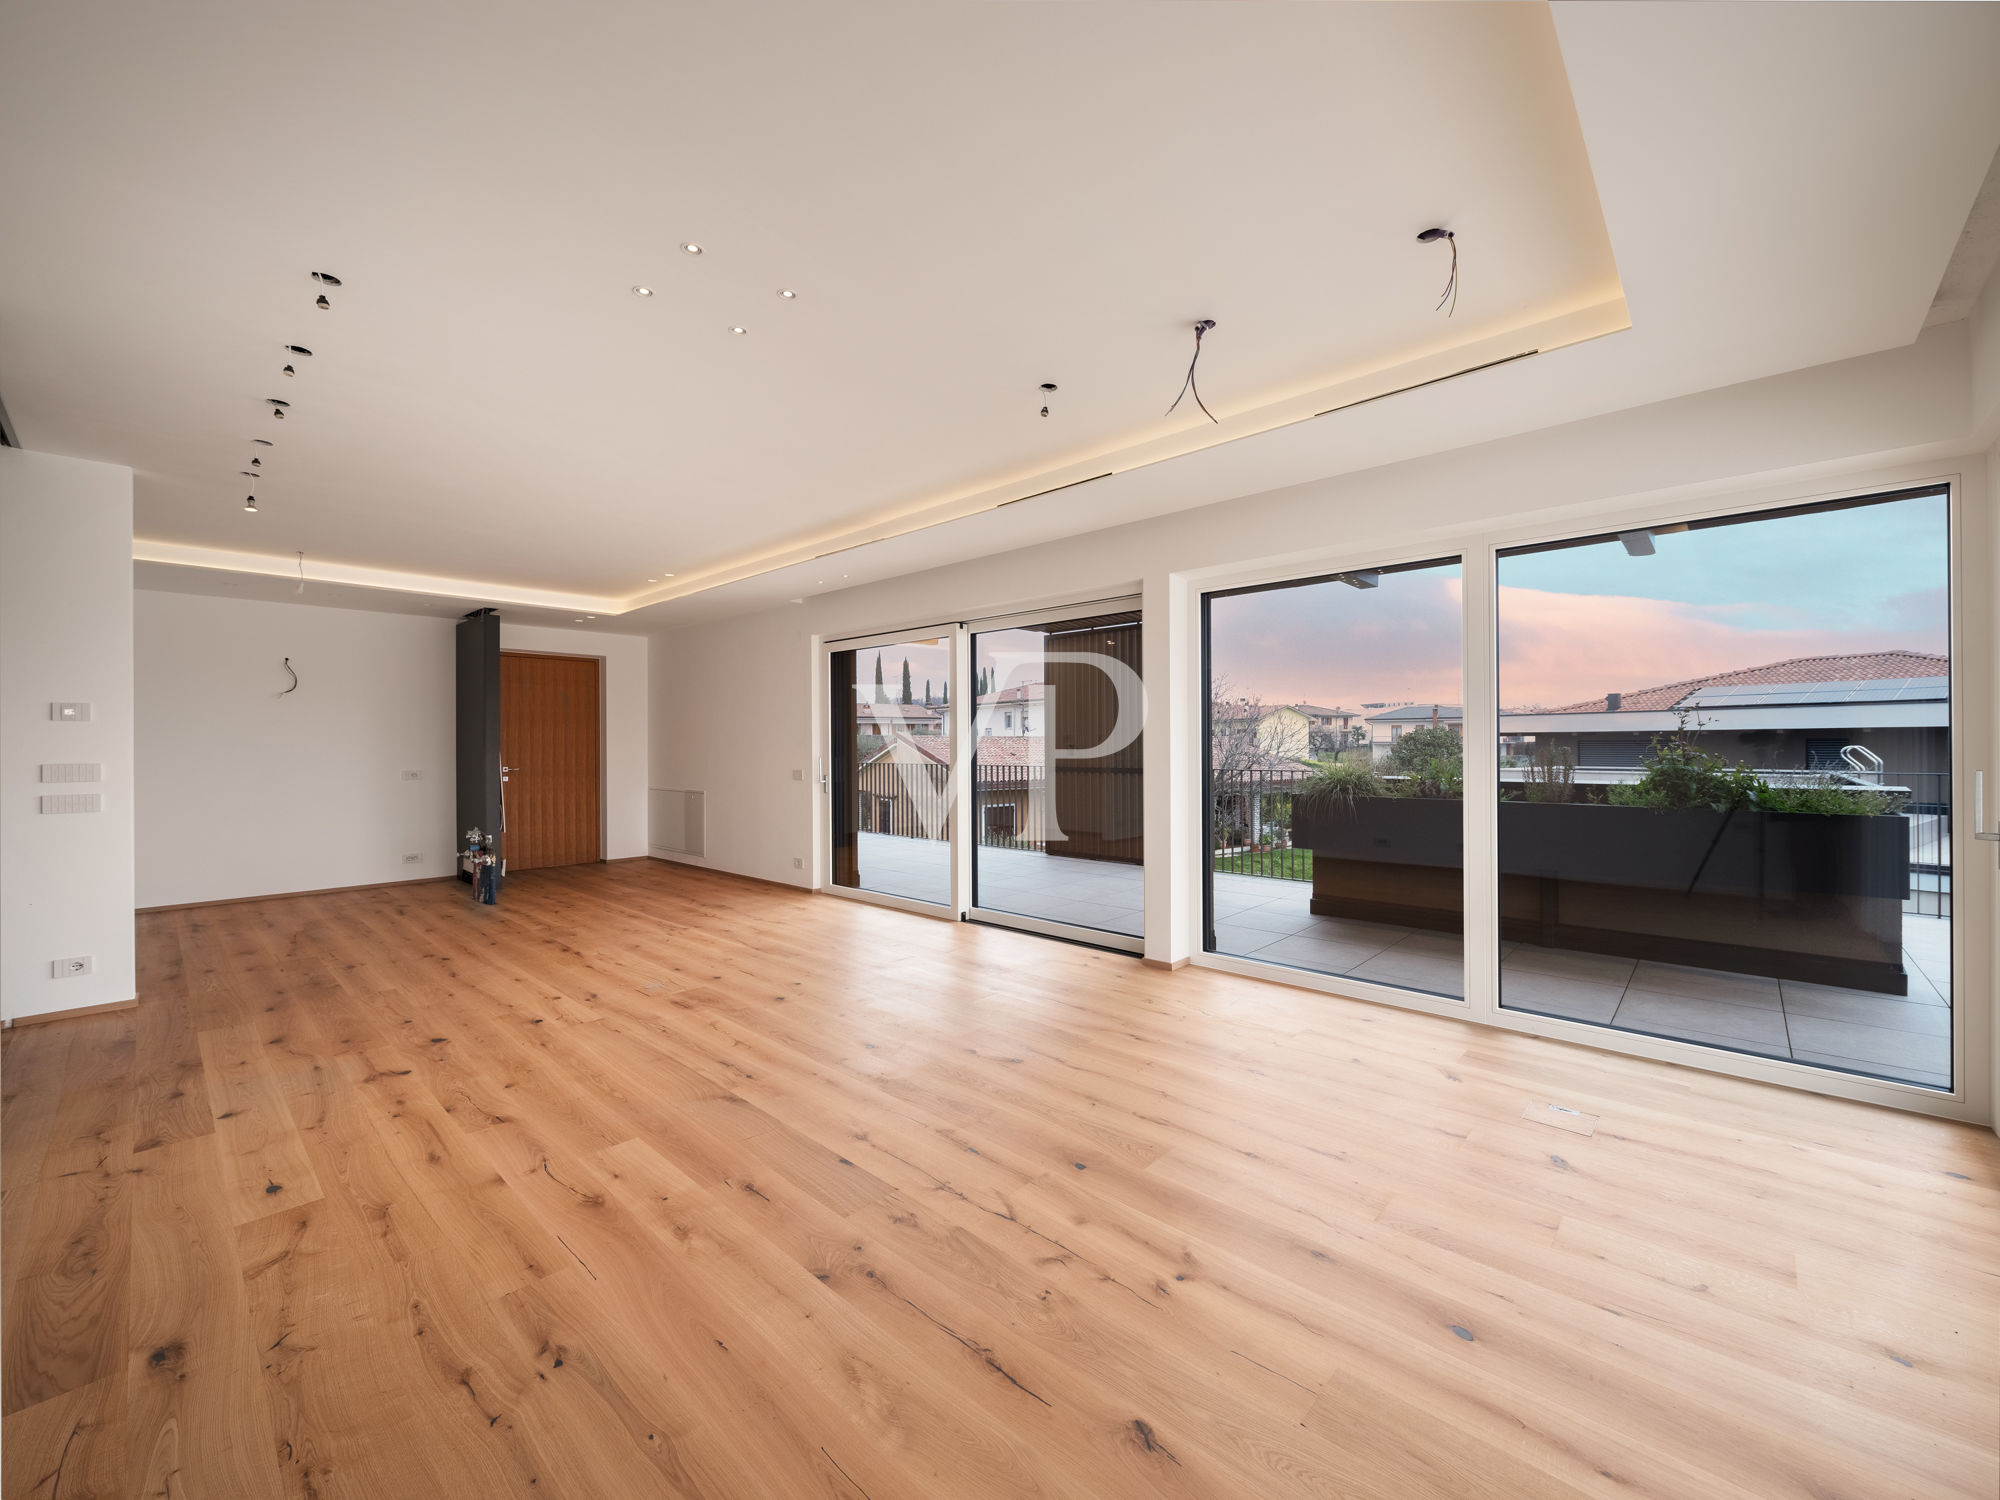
[977,683,1045,705]
[1365,703,1463,724]
[863,734,1044,769]
[1546,651,1949,714]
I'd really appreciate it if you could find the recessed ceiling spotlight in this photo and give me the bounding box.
[777,288,797,299]
[646,577,657,583]
[283,364,296,377]
[243,494,258,513]
[249,457,261,467]
[631,285,654,297]
[586,615,597,620]
[315,295,330,310]
[271,407,286,419]
[311,271,342,286]
[730,325,747,335]
[681,242,703,255]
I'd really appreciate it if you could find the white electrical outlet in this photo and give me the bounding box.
[403,770,423,781]
[51,956,93,978]
[403,852,424,863]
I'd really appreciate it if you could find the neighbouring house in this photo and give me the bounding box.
[1365,703,1463,758]
[1289,702,1365,751]
[973,681,1044,737]
[856,733,1048,841]
[1500,650,1949,779]
[1213,701,1314,761]
[857,700,945,737]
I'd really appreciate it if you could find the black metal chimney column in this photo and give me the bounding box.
[456,608,503,888]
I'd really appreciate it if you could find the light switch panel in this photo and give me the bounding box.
[40,763,102,783]
[49,702,92,722]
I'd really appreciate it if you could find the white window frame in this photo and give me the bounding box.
[962,596,1146,955]
[1179,466,1989,1125]
[818,622,964,920]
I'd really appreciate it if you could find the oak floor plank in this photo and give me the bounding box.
[197,1024,325,1228]
[124,1135,287,1497]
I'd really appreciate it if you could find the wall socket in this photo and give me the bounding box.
[792,856,804,869]
[791,768,803,781]
[402,770,423,781]
[403,853,424,864]
[51,956,93,979]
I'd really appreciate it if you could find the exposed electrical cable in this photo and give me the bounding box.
[1165,319,1219,424]
[279,657,298,696]
[1418,227,1457,316]
[295,550,306,595]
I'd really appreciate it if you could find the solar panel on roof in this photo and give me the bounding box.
[1674,675,1946,710]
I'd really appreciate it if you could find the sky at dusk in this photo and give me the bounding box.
[1208,492,1949,711]
[852,637,952,703]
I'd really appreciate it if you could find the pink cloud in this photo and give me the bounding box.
[1496,587,1947,708]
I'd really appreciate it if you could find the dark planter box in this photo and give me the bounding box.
[1291,795,1910,995]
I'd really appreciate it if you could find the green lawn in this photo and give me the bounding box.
[1211,849,1312,881]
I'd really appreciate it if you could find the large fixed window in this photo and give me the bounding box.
[970,607,1144,948]
[1204,558,1465,1000]
[1496,488,1952,1089]
[828,633,954,908]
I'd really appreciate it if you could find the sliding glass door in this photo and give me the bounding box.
[1204,559,1465,999]
[1495,488,1953,1089]
[828,631,955,909]
[969,604,1144,950]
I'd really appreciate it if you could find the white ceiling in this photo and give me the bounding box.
[6,2,2000,632]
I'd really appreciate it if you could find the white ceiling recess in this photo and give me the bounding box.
[6,2,2000,631]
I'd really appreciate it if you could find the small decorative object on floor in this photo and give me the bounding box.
[463,827,500,904]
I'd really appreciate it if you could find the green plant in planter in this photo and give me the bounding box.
[1381,725,1463,799]
[1295,758,1386,808]
[1607,716,1762,812]
[1757,775,1908,817]
[1521,741,1578,803]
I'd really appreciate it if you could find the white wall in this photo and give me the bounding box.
[135,594,648,907]
[1,447,136,1022]
[649,325,1997,1120]
[135,592,458,907]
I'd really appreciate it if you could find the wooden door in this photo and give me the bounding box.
[500,652,602,871]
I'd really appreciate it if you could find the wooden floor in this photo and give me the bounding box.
[4,861,1996,1499]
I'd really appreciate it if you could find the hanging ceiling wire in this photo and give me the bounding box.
[1418,227,1457,316]
[295,550,306,595]
[1165,318,1219,424]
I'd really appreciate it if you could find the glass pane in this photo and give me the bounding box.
[1204,559,1464,999]
[971,611,1143,938]
[829,636,953,906]
[1496,489,1951,1090]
